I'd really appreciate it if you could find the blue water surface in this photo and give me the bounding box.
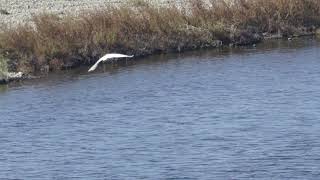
[1,38,320,179]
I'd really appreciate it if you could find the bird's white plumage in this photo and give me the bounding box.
[88,53,134,72]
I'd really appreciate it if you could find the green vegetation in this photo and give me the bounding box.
[0,0,320,74]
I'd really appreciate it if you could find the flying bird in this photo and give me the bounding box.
[88,53,134,72]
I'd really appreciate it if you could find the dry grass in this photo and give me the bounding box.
[0,0,320,73]
[0,55,8,79]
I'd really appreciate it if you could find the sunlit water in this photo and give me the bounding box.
[1,38,320,179]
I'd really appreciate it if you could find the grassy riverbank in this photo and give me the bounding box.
[0,0,320,74]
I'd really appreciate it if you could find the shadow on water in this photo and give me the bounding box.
[0,84,8,93]
[0,36,319,92]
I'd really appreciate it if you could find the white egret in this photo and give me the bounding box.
[88,53,134,72]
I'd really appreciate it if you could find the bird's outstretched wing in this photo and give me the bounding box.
[100,53,134,60]
[88,58,104,72]
[88,53,134,72]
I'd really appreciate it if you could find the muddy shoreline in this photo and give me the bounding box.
[1,33,316,85]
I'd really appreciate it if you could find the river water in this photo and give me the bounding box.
[1,38,320,179]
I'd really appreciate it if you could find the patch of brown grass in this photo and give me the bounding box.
[0,0,320,73]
